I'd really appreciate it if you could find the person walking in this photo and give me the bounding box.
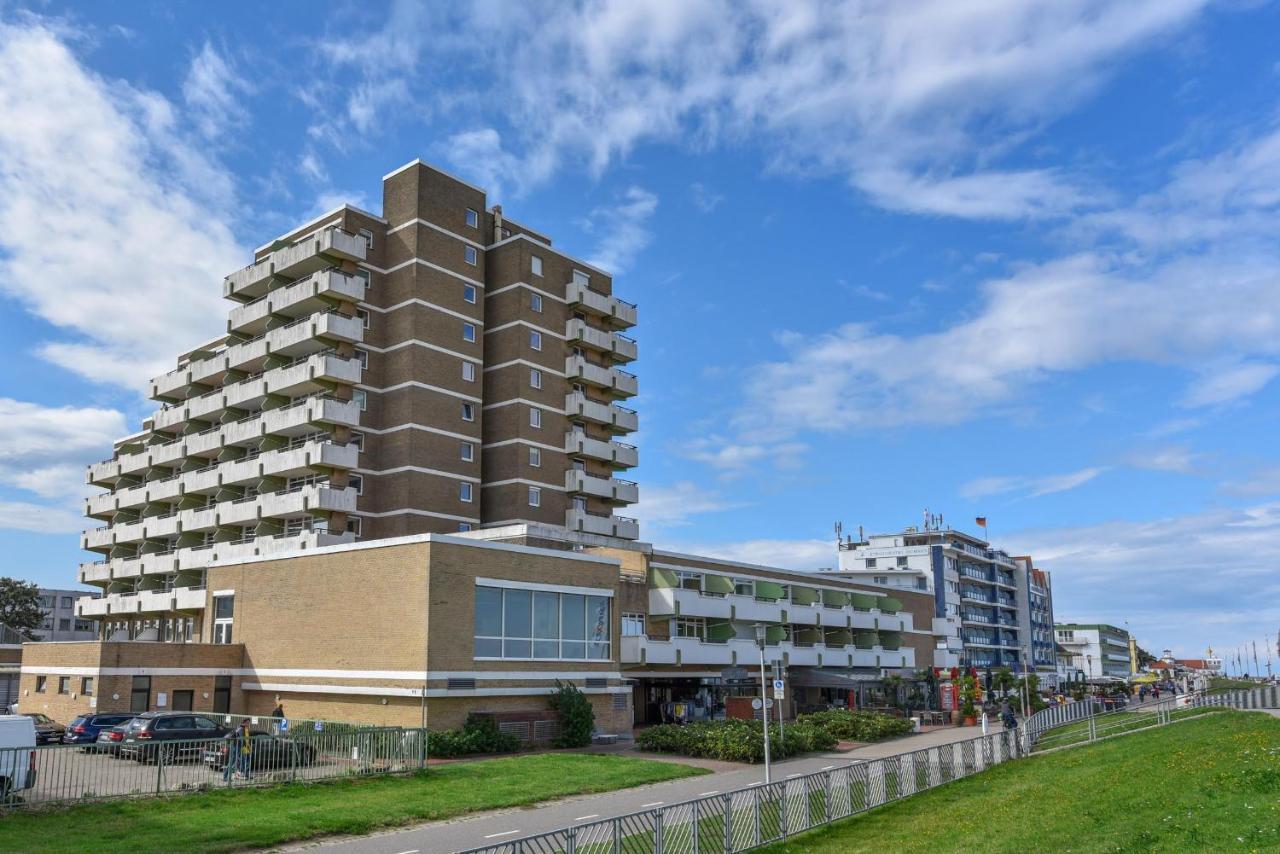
[1139,685,1148,703]
[1152,685,1161,702]
[271,701,285,734]
[223,719,253,783]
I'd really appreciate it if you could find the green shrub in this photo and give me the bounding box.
[427,715,521,758]
[635,718,836,764]
[549,680,595,748]
[794,709,913,742]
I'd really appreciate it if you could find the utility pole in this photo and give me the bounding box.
[754,624,772,784]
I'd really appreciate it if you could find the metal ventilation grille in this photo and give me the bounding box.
[446,678,476,690]
[612,692,628,710]
[585,677,608,688]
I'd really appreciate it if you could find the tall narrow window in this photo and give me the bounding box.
[529,447,541,467]
[460,482,473,502]
[530,368,542,389]
[465,208,479,228]
[464,283,477,303]
[461,441,475,462]
[463,322,476,342]
[353,389,367,411]
[464,245,478,266]
[462,361,476,382]
[529,407,541,428]
[212,595,234,644]
[530,330,542,351]
[531,255,543,277]
[528,486,541,507]
[359,228,374,250]
[531,293,543,313]
[462,402,475,422]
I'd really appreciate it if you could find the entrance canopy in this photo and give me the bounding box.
[788,668,882,689]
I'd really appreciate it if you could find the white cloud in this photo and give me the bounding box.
[683,436,807,478]
[629,481,744,531]
[1006,503,1280,658]
[961,467,1107,500]
[582,187,659,274]
[1180,361,1279,408]
[182,41,253,140]
[660,537,837,572]
[0,21,243,391]
[1125,445,1200,475]
[0,502,85,535]
[689,182,724,213]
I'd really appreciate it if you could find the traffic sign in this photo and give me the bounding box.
[751,697,775,710]
[772,678,785,699]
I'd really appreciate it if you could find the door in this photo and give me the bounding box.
[213,675,231,713]
[172,690,194,711]
[130,676,151,712]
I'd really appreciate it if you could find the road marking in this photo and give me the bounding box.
[574,814,599,821]
[483,830,520,839]
[698,790,719,796]
[641,801,664,808]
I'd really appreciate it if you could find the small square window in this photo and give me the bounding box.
[36,676,46,693]
[465,208,479,228]
[350,432,364,452]
[529,330,542,351]
[463,322,476,342]
[353,389,368,411]
[355,349,368,369]
[463,284,477,304]
[462,361,476,382]
[531,293,543,313]
[81,676,94,696]
[359,228,374,250]
[528,486,541,507]
[531,255,543,277]
[348,474,363,495]
[461,441,474,462]
[460,482,473,502]
[529,447,541,467]
[572,270,590,285]
[462,403,475,422]
[355,268,371,289]
[530,368,542,389]
[464,245,478,266]
[355,308,370,329]
[530,407,541,428]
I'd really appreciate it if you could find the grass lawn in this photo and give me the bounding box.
[1032,706,1227,752]
[761,711,1280,853]
[0,753,706,853]
[1209,677,1261,694]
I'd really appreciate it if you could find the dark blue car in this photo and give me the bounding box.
[62,713,137,746]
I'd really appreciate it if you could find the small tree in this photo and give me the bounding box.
[993,667,1016,697]
[0,578,43,634]
[956,674,978,720]
[549,680,595,748]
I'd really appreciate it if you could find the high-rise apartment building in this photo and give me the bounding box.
[1012,557,1057,685]
[77,161,639,639]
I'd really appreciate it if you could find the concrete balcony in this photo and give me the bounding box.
[779,643,823,667]
[786,603,823,626]
[564,508,639,540]
[565,319,638,363]
[564,470,638,505]
[262,395,361,436]
[76,596,109,617]
[649,587,733,620]
[566,280,637,329]
[621,635,677,665]
[262,353,362,399]
[79,561,113,584]
[256,484,357,519]
[564,392,638,434]
[87,458,122,487]
[564,433,639,469]
[173,586,206,610]
[229,268,366,335]
[82,526,115,550]
[224,227,367,300]
[730,596,787,623]
[564,356,637,398]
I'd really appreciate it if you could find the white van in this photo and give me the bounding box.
[0,714,37,800]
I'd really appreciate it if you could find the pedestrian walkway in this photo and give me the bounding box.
[299,724,994,854]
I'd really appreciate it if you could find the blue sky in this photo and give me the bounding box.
[1,1,1278,666]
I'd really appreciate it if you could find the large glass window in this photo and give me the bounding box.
[475,584,610,660]
[212,595,234,644]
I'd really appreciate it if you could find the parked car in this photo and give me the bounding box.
[0,715,37,801]
[94,723,130,756]
[62,713,137,749]
[21,713,65,745]
[118,712,230,763]
[201,731,317,771]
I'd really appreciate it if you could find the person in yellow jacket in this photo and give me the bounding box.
[223,719,253,782]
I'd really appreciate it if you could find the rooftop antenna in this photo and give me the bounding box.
[834,521,843,546]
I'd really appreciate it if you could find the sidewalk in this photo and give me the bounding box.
[297,724,992,854]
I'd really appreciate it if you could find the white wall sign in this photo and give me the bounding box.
[156,692,168,708]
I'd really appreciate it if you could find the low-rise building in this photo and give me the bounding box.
[1054,623,1132,682]
[30,588,98,642]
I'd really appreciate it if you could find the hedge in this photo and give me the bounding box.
[794,709,914,742]
[426,715,521,758]
[635,718,836,763]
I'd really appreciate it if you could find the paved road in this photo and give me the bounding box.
[295,725,992,854]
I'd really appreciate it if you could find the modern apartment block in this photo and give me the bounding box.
[77,160,639,639]
[30,588,99,642]
[1012,557,1057,685]
[830,522,1038,672]
[1054,623,1132,681]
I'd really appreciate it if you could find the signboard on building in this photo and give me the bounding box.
[940,683,956,711]
[851,546,930,560]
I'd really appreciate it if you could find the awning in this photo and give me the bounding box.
[821,589,850,608]
[879,597,903,614]
[649,567,678,588]
[755,581,786,601]
[703,574,734,595]
[788,668,883,688]
[849,593,877,610]
[791,586,820,605]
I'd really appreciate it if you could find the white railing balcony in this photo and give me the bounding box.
[850,610,879,630]
[565,508,639,540]
[564,433,639,469]
[780,642,823,667]
[76,596,109,617]
[564,471,639,504]
[152,366,192,400]
[184,427,224,456]
[649,587,733,620]
[224,226,367,299]
[786,603,823,626]
[621,635,676,665]
[564,392,640,433]
[565,319,638,363]
[228,268,366,335]
[672,636,735,665]
[566,280,637,329]
[731,596,786,623]
[262,353,361,398]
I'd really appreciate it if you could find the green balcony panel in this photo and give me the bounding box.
[706,620,737,642]
[854,630,879,649]
[879,630,903,650]
[824,628,853,647]
[849,592,877,610]
[755,581,786,601]
[765,625,787,644]
[791,586,820,606]
[821,589,850,607]
[703,574,735,595]
[649,567,678,588]
[879,597,902,614]
[795,626,823,643]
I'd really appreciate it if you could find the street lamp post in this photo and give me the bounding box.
[754,623,772,784]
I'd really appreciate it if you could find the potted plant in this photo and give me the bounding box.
[957,674,979,726]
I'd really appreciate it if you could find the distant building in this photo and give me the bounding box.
[29,588,98,642]
[1014,557,1058,686]
[1055,623,1132,681]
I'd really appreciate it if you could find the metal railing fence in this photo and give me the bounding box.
[1188,684,1280,711]
[0,725,425,809]
[1024,697,1102,744]
[458,730,1024,854]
